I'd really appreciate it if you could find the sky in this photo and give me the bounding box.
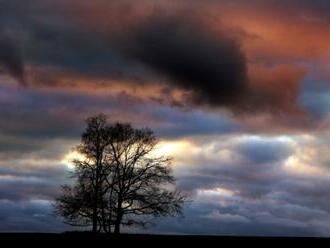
[1,0,330,236]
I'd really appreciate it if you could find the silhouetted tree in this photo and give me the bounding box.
[55,114,111,232]
[55,115,186,234]
[104,123,185,234]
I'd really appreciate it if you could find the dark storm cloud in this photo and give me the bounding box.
[0,0,307,116]
[118,17,248,107]
[0,36,24,81]
[2,0,249,109]
[0,0,151,84]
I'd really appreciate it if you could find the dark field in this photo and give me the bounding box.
[0,233,329,246]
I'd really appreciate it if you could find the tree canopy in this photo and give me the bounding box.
[55,114,186,234]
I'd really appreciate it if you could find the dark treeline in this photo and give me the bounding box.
[55,114,186,234]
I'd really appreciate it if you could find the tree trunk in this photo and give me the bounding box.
[114,198,122,234]
[92,206,98,232]
[114,215,121,234]
[92,153,101,233]
[92,179,99,232]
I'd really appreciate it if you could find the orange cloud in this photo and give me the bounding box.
[248,64,306,113]
[204,3,330,62]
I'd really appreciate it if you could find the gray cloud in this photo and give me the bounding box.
[0,199,69,232]
[117,17,248,107]
[0,161,69,201]
[235,138,294,164]
[0,0,309,118]
[0,35,24,81]
[167,136,330,236]
[150,200,326,236]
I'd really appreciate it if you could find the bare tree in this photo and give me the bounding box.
[104,123,186,234]
[55,114,111,232]
[55,115,186,234]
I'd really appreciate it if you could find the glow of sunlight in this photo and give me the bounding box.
[197,187,235,198]
[61,150,85,170]
[233,134,296,148]
[283,155,327,176]
[151,140,192,157]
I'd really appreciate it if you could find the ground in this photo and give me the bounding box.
[0,233,329,246]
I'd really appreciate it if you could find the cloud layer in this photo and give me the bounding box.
[0,0,318,121]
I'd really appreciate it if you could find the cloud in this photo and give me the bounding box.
[0,199,69,232]
[151,196,327,236]
[0,157,70,202]
[235,137,294,164]
[0,0,311,121]
[159,134,330,236]
[0,35,24,82]
[117,16,248,107]
[114,14,310,121]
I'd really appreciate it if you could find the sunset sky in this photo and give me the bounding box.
[2,0,330,236]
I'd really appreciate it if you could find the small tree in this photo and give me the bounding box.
[55,115,186,234]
